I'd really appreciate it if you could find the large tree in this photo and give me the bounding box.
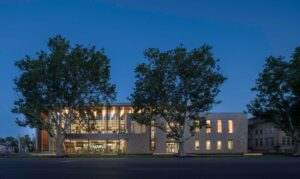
[19,134,36,152]
[248,47,300,155]
[13,35,116,156]
[130,45,226,156]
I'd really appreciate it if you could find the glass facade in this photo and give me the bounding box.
[64,139,126,154]
[62,105,131,154]
[68,106,131,134]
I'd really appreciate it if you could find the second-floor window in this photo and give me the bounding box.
[206,120,211,133]
[228,120,233,133]
[217,120,222,133]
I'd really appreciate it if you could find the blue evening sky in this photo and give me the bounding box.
[0,0,300,137]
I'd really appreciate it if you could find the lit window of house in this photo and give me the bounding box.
[217,120,222,133]
[195,140,200,151]
[228,140,233,150]
[217,140,222,150]
[228,120,233,133]
[206,120,211,133]
[206,140,211,150]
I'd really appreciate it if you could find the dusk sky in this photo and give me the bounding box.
[0,0,300,137]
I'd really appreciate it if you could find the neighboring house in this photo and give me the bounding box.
[248,118,295,153]
[36,103,248,154]
[0,143,15,153]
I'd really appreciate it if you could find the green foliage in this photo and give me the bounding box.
[130,45,226,142]
[248,47,300,140]
[20,134,35,152]
[12,35,116,138]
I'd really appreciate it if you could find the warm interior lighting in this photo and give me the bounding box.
[217,120,222,133]
[228,120,233,133]
[206,120,211,133]
[228,140,233,150]
[217,140,222,150]
[195,140,200,151]
[195,120,200,133]
[111,107,115,120]
[102,108,106,119]
[63,109,69,114]
[120,107,124,117]
[206,140,211,150]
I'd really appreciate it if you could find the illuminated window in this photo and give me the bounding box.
[195,140,200,151]
[195,120,200,133]
[150,120,155,151]
[206,140,211,150]
[228,140,233,150]
[217,120,222,133]
[228,120,233,133]
[166,142,179,153]
[217,140,222,150]
[206,120,211,133]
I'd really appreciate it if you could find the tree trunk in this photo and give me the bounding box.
[55,135,65,157]
[294,142,300,156]
[178,141,185,157]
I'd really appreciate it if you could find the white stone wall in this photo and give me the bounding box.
[127,112,248,154]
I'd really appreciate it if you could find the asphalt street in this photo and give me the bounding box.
[0,157,300,179]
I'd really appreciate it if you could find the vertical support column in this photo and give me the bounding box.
[48,136,50,153]
[118,106,121,134]
[106,139,108,153]
[35,129,39,152]
[106,106,109,133]
[117,106,121,154]
[70,139,72,153]
[41,131,43,153]
[88,139,90,153]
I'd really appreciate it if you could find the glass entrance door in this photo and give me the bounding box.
[166,142,179,153]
